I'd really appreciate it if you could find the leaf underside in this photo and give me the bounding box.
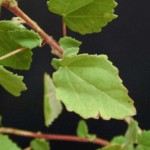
[52,54,136,120]
[48,0,117,34]
[44,73,62,127]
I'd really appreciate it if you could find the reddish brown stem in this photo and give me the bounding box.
[0,127,110,146]
[62,20,67,36]
[2,1,63,57]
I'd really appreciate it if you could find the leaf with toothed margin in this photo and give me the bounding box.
[0,21,42,70]
[44,73,62,127]
[47,0,118,34]
[52,54,136,120]
[0,65,27,96]
[59,36,82,57]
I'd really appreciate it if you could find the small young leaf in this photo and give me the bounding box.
[124,120,138,146]
[52,54,136,119]
[0,65,27,96]
[137,130,150,150]
[44,73,62,127]
[0,134,21,150]
[59,36,82,50]
[48,0,117,34]
[30,138,50,150]
[59,36,82,57]
[87,134,97,142]
[76,120,88,138]
[111,135,125,145]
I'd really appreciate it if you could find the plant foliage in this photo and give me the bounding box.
[0,0,149,149]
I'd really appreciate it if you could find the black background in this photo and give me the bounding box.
[0,0,150,149]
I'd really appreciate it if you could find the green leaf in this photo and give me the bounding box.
[0,134,21,150]
[51,58,61,70]
[59,36,82,57]
[99,145,134,150]
[0,65,27,96]
[59,36,82,50]
[8,29,42,49]
[30,138,50,150]
[136,145,144,150]
[77,120,88,138]
[48,0,117,34]
[111,136,125,145]
[137,130,150,150]
[0,0,2,11]
[0,21,41,70]
[99,145,124,150]
[87,134,97,142]
[52,54,136,119]
[124,120,138,146]
[44,73,62,127]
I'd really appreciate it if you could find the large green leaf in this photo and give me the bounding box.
[0,134,21,150]
[48,0,117,34]
[30,138,50,150]
[0,21,42,70]
[44,73,62,127]
[52,54,136,119]
[0,65,27,96]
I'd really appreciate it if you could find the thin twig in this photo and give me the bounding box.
[0,127,110,146]
[0,47,26,60]
[2,1,63,57]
